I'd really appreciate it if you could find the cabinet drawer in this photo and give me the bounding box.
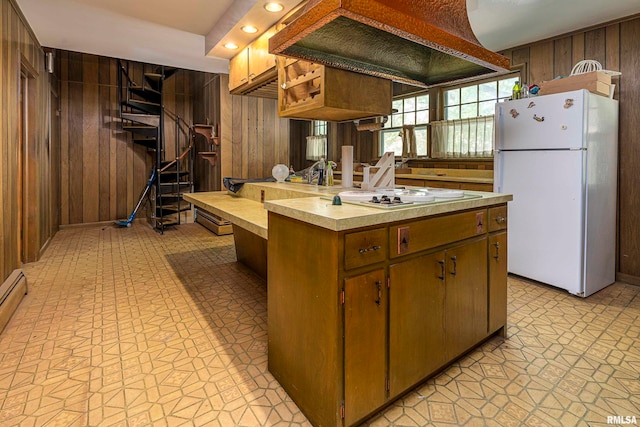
[390,209,487,258]
[344,228,387,270]
[488,205,507,232]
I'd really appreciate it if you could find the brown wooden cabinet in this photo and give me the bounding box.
[344,269,387,426]
[488,205,508,334]
[444,238,488,360]
[268,203,508,427]
[389,251,446,396]
[229,26,278,97]
[277,57,392,121]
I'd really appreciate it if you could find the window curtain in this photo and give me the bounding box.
[400,125,417,158]
[431,116,494,158]
[306,135,327,161]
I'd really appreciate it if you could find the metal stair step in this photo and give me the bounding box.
[156,203,190,215]
[123,125,158,137]
[129,86,161,103]
[158,182,192,194]
[123,99,161,115]
[121,112,160,127]
[144,73,163,91]
[155,217,180,228]
[159,170,190,179]
[155,66,178,80]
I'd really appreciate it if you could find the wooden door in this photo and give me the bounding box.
[445,238,488,360]
[18,72,25,263]
[489,232,508,334]
[344,269,386,426]
[389,251,446,397]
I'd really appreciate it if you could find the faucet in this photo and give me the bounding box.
[307,161,320,183]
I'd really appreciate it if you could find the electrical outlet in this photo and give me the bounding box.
[260,190,265,203]
[398,227,410,254]
[476,212,485,233]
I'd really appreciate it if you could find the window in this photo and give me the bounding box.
[443,75,518,120]
[307,120,327,161]
[433,74,519,158]
[312,120,327,136]
[380,94,429,157]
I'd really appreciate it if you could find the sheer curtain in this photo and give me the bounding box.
[431,116,494,158]
[400,125,417,158]
[306,135,327,161]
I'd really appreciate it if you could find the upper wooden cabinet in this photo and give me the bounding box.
[277,57,392,121]
[228,26,278,98]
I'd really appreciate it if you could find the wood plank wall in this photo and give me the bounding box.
[192,72,291,190]
[1,0,55,281]
[288,120,376,171]
[230,95,290,180]
[191,73,222,192]
[57,51,195,224]
[498,17,640,284]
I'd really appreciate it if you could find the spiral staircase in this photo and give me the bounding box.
[117,60,215,232]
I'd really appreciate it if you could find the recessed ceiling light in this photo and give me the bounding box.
[264,2,284,12]
[224,42,239,50]
[241,25,258,34]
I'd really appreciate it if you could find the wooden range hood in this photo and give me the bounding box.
[269,0,510,88]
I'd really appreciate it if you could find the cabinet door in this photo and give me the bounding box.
[389,251,446,397]
[344,269,386,426]
[489,232,508,334]
[229,49,249,91]
[445,238,488,360]
[248,27,277,80]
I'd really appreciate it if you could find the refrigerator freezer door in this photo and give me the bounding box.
[495,90,586,151]
[495,150,585,295]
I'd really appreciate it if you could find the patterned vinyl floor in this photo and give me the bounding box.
[0,223,638,426]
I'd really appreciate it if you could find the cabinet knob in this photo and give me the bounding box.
[359,245,381,254]
[495,216,506,224]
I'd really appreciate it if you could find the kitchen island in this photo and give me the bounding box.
[263,188,511,427]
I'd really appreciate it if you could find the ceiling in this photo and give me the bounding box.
[14,0,640,75]
[14,0,301,74]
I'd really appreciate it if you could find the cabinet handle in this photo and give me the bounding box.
[374,280,382,306]
[495,216,506,224]
[493,242,500,260]
[438,260,445,281]
[359,245,381,254]
[450,256,457,276]
[240,77,248,82]
[248,73,256,78]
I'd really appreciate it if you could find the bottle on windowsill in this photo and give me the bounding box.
[512,81,521,100]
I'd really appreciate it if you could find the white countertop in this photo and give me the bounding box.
[264,191,512,232]
[185,183,512,235]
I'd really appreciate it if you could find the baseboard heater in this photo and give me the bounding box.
[195,207,233,236]
[0,269,27,334]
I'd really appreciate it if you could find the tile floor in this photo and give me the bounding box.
[0,223,639,426]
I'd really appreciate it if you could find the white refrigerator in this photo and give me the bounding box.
[494,89,618,297]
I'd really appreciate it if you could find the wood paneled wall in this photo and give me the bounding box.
[191,73,223,192]
[499,17,640,284]
[1,0,56,281]
[57,52,196,224]
[288,120,377,172]
[192,72,292,190]
[229,94,290,180]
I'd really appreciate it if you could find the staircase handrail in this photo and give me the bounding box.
[117,59,135,87]
[164,108,192,129]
